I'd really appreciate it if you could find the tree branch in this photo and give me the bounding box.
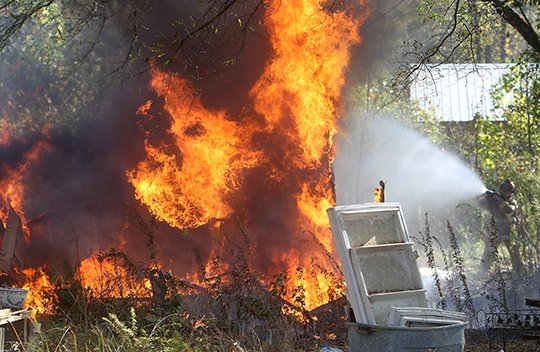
[400,0,461,84]
[482,0,540,54]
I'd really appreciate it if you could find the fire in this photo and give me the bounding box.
[374,180,385,203]
[22,267,56,315]
[21,255,154,316]
[78,255,152,299]
[0,136,51,237]
[250,0,364,309]
[251,0,361,167]
[129,0,368,310]
[127,73,261,229]
[282,250,344,307]
[296,182,335,248]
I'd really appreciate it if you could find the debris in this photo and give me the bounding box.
[328,203,426,324]
[327,202,467,351]
[0,207,22,273]
[319,346,344,352]
[0,287,28,309]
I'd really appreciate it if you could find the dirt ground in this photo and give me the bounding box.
[466,340,540,351]
[465,329,540,351]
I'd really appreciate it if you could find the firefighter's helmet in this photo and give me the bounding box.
[500,179,515,193]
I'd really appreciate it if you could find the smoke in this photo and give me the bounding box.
[333,114,486,233]
[0,0,269,264]
[0,1,378,313]
[0,0,330,288]
[347,0,428,85]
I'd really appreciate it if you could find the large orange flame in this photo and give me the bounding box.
[128,75,261,229]
[253,0,363,258]
[129,0,367,310]
[251,0,361,167]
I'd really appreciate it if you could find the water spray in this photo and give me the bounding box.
[333,115,486,227]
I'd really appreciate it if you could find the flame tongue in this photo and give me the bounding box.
[128,74,260,229]
[253,0,364,257]
[252,0,361,167]
[131,0,364,230]
[0,130,51,237]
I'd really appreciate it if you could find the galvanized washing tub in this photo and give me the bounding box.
[0,288,28,309]
[346,321,467,352]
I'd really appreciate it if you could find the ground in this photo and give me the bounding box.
[465,329,540,351]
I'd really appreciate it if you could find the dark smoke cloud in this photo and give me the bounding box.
[22,83,152,268]
[0,133,47,169]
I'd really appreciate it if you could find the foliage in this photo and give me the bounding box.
[345,69,450,146]
[29,308,196,351]
[447,221,476,318]
[0,1,131,141]
[404,0,537,67]
[0,0,263,143]
[25,261,345,351]
[412,214,540,336]
[412,217,478,320]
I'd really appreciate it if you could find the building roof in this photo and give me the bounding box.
[410,63,511,121]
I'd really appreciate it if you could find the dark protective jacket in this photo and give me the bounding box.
[478,192,517,241]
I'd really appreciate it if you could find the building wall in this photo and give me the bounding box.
[410,64,511,121]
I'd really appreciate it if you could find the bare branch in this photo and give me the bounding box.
[400,0,462,85]
[0,0,54,51]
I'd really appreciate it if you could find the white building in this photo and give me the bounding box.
[410,64,512,121]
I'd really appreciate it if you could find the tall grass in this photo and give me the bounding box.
[414,213,446,309]
[447,221,475,319]
[413,211,540,336]
[24,216,346,352]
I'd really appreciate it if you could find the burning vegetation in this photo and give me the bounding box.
[124,0,367,311]
[1,0,540,349]
[0,0,369,328]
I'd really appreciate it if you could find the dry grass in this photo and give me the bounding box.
[21,214,540,351]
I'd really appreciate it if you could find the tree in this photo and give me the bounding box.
[396,0,539,86]
[0,0,265,139]
[485,0,540,55]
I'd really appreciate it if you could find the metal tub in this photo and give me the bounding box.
[0,288,28,309]
[347,321,467,352]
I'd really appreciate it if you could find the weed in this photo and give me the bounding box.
[485,216,508,312]
[447,221,475,319]
[23,215,347,352]
[413,212,447,309]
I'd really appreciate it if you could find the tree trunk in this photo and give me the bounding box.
[499,21,507,61]
[483,0,540,55]
[469,0,483,62]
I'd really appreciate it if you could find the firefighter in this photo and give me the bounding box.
[477,179,525,275]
